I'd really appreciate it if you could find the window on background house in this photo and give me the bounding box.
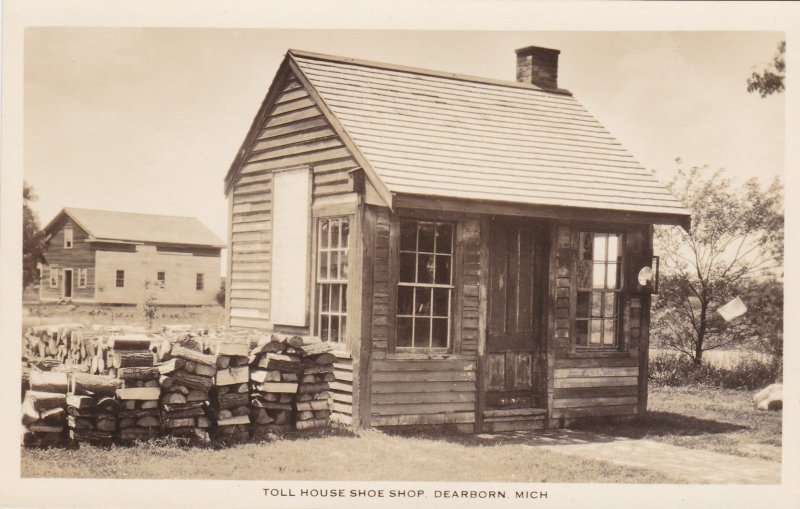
[316,217,349,343]
[196,273,204,291]
[396,220,454,350]
[64,228,73,249]
[115,270,125,288]
[157,271,166,288]
[575,232,623,349]
[50,267,58,288]
[78,268,87,288]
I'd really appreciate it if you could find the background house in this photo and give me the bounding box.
[224,47,690,431]
[40,208,224,305]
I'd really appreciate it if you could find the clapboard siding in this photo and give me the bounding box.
[331,357,354,424]
[40,218,96,302]
[227,68,361,328]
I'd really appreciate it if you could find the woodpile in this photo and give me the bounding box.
[209,342,251,444]
[158,343,216,444]
[66,374,121,445]
[22,325,95,370]
[249,336,305,438]
[112,336,161,442]
[294,341,336,430]
[22,371,69,447]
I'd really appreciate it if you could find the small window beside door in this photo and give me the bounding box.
[575,232,622,349]
[157,271,166,288]
[49,267,58,288]
[78,268,88,288]
[64,228,73,249]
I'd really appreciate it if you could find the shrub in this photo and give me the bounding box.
[649,352,779,390]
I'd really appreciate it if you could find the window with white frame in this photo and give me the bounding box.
[575,232,623,349]
[396,220,454,350]
[115,270,125,288]
[50,267,58,288]
[316,217,349,342]
[78,268,87,288]
[157,271,166,288]
[196,273,204,291]
[64,228,73,249]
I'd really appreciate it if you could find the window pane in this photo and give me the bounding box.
[418,223,435,252]
[415,287,432,316]
[604,320,616,346]
[321,284,330,312]
[341,285,347,312]
[340,251,349,279]
[330,251,339,279]
[330,284,340,312]
[341,219,350,248]
[414,318,431,348]
[397,318,413,347]
[590,320,603,344]
[400,221,417,251]
[607,234,619,261]
[320,220,329,249]
[591,292,603,317]
[436,224,453,254]
[581,232,593,261]
[593,233,607,261]
[331,220,340,248]
[400,253,417,283]
[398,286,414,315]
[340,316,347,342]
[606,262,618,290]
[330,316,340,342]
[434,255,451,285]
[576,321,588,346]
[577,291,590,318]
[431,319,448,348]
[603,293,616,318]
[592,262,606,289]
[417,254,434,284]
[320,315,329,341]
[319,251,329,280]
[433,288,449,317]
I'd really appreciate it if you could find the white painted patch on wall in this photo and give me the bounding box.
[270,166,311,326]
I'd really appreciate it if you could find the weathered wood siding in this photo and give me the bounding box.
[549,222,650,423]
[40,219,95,302]
[227,70,361,329]
[330,355,354,424]
[368,211,480,427]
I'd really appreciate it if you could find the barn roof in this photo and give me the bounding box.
[45,208,224,248]
[287,50,690,226]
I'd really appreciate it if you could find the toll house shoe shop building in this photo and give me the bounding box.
[223,46,690,432]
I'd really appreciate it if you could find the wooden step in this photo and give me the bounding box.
[484,407,547,420]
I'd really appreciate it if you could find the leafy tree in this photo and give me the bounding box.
[651,162,783,366]
[747,40,785,98]
[141,280,160,330]
[23,182,47,288]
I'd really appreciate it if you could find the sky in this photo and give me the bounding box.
[24,29,785,267]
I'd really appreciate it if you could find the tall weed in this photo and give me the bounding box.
[649,352,779,390]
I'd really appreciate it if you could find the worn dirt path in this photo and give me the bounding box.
[476,429,781,484]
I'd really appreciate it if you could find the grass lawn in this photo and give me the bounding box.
[572,385,782,462]
[21,386,778,482]
[22,303,225,330]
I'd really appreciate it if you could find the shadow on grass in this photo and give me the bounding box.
[569,411,747,439]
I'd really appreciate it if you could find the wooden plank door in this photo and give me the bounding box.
[63,269,73,299]
[485,219,545,408]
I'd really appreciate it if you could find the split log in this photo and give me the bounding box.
[157,358,185,375]
[116,387,161,400]
[140,400,159,409]
[216,355,231,370]
[257,354,304,373]
[28,424,65,433]
[40,407,66,424]
[186,389,208,402]
[232,405,250,417]
[196,416,211,429]
[113,350,155,369]
[215,366,249,386]
[250,370,269,383]
[164,418,195,429]
[217,415,250,426]
[118,428,155,441]
[255,382,298,393]
[295,419,328,430]
[297,382,329,394]
[29,371,69,393]
[215,342,249,357]
[163,392,187,405]
[21,398,40,426]
[175,372,213,391]
[117,366,160,380]
[96,417,117,432]
[171,345,216,366]
[300,341,335,356]
[194,363,217,377]
[136,416,161,428]
[295,400,330,411]
[27,391,67,412]
[110,336,152,350]
[163,407,205,419]
[97,397,119,412]
[215,392,249,409]
[67,415,94,430]
[71,374,121,397]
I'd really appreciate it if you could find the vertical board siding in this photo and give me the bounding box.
[549,222,649,421]
[369,212,479,427]
[228,69,361,329]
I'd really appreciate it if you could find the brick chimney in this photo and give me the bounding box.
[515,45,560,90]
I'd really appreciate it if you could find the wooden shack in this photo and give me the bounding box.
[223,46,690,431]
[39,208,224,305]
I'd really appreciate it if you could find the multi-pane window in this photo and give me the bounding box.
[397,220,454,350]
[78,268,87,288]
[576,232,622,349]
[196,273,204,291]
[115,270,125,288]
[64,228,73,249]
[316,217,349,343]
[50,267,58,288]
[157,271,166,288]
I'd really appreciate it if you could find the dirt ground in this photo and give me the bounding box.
[22,303,225,330]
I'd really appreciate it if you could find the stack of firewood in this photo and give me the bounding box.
[294,342,336,430]
[209,342,251,444]
[158,343,216,444]
[22,325,92,368]
[66,373,121,445]
[110,335,161,442]
[21,371,68,447]
[249,336,306,438]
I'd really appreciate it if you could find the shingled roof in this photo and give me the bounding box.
[45,208,224,248]
[228,49,690,227]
